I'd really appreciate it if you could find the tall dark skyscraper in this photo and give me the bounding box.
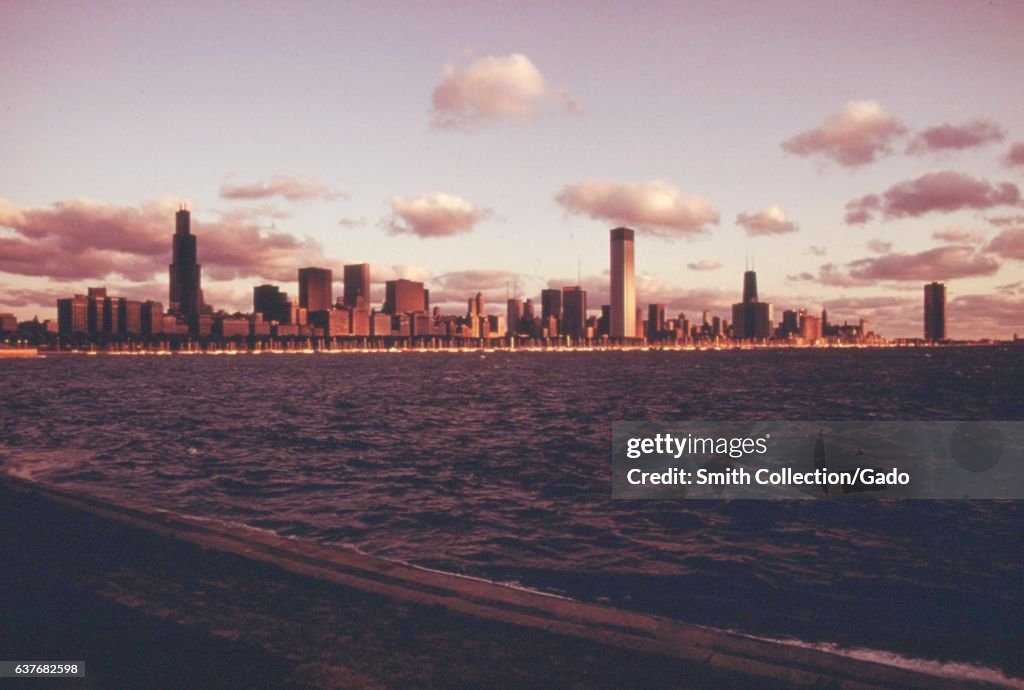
[610,227,636,339]
[562,286,587,338]
[253,284,293,324]
[506,298,524,336]
[169,207,204,317]
[647,303,665,338]
[343,263,371,309]
[742,270,758,304]
[731,269,773,340]
[541,289,562,321]
[924,282,947,341]
[298,267,333,312]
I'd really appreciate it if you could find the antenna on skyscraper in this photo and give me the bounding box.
[577,259,581,286]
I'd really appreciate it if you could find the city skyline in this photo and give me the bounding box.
[2,2,1023,338]
[29,209,898,347]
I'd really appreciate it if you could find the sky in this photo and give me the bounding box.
[2,0,1023,338]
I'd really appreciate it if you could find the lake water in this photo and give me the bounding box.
[2,347,1022,684]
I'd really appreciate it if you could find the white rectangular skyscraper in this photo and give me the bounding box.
[610,227,636,339]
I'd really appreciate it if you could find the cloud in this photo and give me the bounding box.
[385,193,490,238]
[948,293,1024,338]
[988,227,1024,260]
[211,204,291,222]
[844,195,880,224]
[426,270,515,305]
[906,119,1005,154]
[0,281,181,317]
[0,196,327,285]
[844,171,1021,224]
[434,270,512,292]
[846,245,1000,281]
[687,259,722,271]
[987,214,1024,227]
[1004,142,1024,168]
[371,265,433,284]
[867,239,893,253]
[823,296,916,310]
[555,180,719,236]
[932,226,985,244]
[338,217,366,228]
[817,263,878,287]
[430,53,580,130]
[200,226,326,283]
[635,279,737,315]
[781,100,907,167]
[808,246,1000,286]
[808,245,827,256]
[735,205,798,235]
[220,175,345,201]
[0,285,67,309]
[822,295,920,336]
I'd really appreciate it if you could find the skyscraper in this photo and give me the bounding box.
[57,295,88,334]
[609,227,636,339]
[924,282,947,341]
[562,286,587,338]
[506,298,523,336]
[742,270,758,304]
[468,292,484,317]
[86,287,107,335]
[343,263,371,309]
[731,268,773,340]
[541,289,562,322]
[647,304,665,338]
[298,267,333,312]
[169,206,204,318]
[253,284,293,324]
[384,279,428,314]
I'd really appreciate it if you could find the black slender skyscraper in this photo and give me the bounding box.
[923,282,946,341]
[732,268,772,339]
[169,207,204,317]
[742,270,758,304]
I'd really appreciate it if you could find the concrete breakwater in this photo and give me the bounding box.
[0,475,1001,689]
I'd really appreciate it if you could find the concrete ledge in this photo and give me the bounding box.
[0,475,1000,689]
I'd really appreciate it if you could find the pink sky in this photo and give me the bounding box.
[1,1,1023,338]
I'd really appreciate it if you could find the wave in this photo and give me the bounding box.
[727,631,1024,689]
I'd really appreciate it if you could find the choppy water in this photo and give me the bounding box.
[2,347,1023,683]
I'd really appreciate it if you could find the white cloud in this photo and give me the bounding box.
[735,205,798,235]
[555,180,719,236]
[782,100,907,167]
[430,53,581,130]
[385,193,491,238]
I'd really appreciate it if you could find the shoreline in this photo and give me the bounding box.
[2,340,1017,358]
[0,475,1001,689]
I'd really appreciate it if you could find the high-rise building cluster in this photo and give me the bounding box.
[30,208,933,349]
